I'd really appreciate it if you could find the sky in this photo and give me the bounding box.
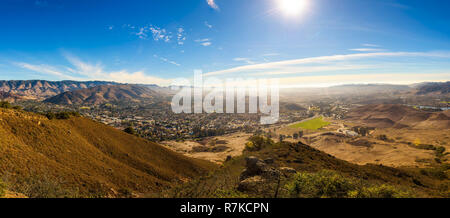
[0,0,449,87]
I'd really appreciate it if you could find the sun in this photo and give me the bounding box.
[278,0,308,16]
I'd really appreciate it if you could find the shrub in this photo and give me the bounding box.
[435,146,446,158]
[118,188,133,198]
[124,127,136,135]
[348,184,413,198]
[45,111,80,120]
[245,136,274,151]
[286,170,413,198]
[0,101,12,109]
[286,170,356,198]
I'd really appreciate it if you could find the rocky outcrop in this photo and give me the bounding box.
[237,156,297,195]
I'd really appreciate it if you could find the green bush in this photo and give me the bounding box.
[245,135,274,151]
[45,111,80,120]
[286,170,413,198]
[348,184,413,198]
[124,127,136,135]
[0,101,12,109]
[286,170,356,198]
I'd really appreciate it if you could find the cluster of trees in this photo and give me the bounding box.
[279,131,304,142]
[44,111,81,120]
[245,135,275,151]
[0,101,22,110]
[192,126,226,138]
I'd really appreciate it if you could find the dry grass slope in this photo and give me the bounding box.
[0,108,216,197]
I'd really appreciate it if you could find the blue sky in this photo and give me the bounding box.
[0,0,449,86]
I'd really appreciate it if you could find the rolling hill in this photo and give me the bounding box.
[166,137,449,198]
[0,108,215,197]
[415,81,450,95]
[0,80,118,100]
[345,104,450,129]
[44,84,160,105]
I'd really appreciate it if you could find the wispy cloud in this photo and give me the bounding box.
[15,62,77,80]
[176,27,186,45]
[206,0,219,10]
[195,38,212,46]
[15,54,173,86]
[153,55,181,66]
[204,51,450,76]
[349,48,384,52]
[262,53,280,57]
[249,65,374,76]
[128,24,172,42]
[362,43,379,47]
[204,21,213,29]
[233,57,255,65]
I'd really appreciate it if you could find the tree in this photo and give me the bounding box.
[293,133,299,140]
[0,101,12,109]
[124,126,136,135]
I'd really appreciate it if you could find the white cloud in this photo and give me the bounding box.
[129,25,171,42]
[136,27,148,39]
[262,53,280,57]
[349,48,385,52]
[249,64,373,76]
[204,21,213,29]
[15,62,77,80]
[362,43,379,47]
[154,55,181,66]
[201,42,212,46]
[204,51,450,76]
[16,54,173,86]
[233,57,255,64]
[177,27,186,45]
[206,0,219,10]
[195,38,212,46]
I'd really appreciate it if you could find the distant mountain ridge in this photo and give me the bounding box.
[44,84,160,105]
[346,104,450,129]
[0,80,118,100]
[415,81,450,95]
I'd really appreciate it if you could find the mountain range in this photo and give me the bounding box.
[0,80,118,100]
[44,84,161,105]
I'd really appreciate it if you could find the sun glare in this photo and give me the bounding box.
[278,0,308,16]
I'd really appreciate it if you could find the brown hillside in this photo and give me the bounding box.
[167,140,449,198]
[44,84,158,105]
[346,104,450,129]
[0,108,215,197]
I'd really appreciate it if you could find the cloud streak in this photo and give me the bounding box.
[204,51,450,76]
[206,0,219,10]
[195,38,212,46]
[16,54,173,86]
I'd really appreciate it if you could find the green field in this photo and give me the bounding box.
[289,116,331,130]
